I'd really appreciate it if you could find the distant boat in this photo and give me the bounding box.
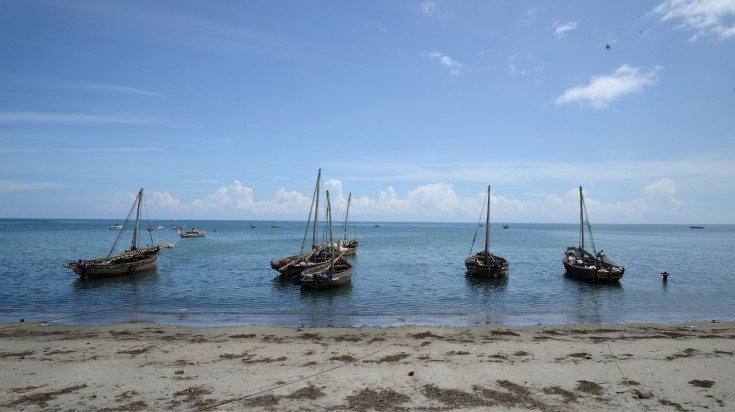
[301,190,354,289]
[172,225,186,230]
[689,226,704,229]
[67,188,162,278]
[373,224,380,228]
[269,224,280,228]
[562,186,625,282]
[250,224,257,228]
[465,185,509,278]
[503,224,509,229]
[147,224,165,231]
[108,223,123,230]
[179,227,206,238]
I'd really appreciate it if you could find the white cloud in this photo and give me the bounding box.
[0,111,164,125]
[0,180,62,193]
[149,192,181,210]
[0,147,163,153]
[552,21,578,38]
[644,178,683,209]
[71,82,161,96]
[506,54,543,76]
[424,51,465,75]
[554,64,662,108]
[527,7,541,20]
[421,1,437,15]
[192,180,255,211]
[652,0,735,42]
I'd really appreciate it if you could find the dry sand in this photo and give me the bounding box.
[1,321,733,411]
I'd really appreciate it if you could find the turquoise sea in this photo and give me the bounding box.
[1,219,733,327]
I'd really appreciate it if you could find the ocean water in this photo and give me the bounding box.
[0,219,733,327]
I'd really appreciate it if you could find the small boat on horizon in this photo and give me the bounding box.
[689,226,704,229]
[108,223,123,230]
[178,228,206,238]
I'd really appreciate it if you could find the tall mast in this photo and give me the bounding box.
[312,169,321,250]
[326,190,334,269]
[579,186,584,250]
[484,185,490,264]
[343,193,351,241]
[131,188,143,250]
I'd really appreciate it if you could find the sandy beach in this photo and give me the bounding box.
[1,321,733,411]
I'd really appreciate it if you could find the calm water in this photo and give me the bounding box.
[1,219,734,327]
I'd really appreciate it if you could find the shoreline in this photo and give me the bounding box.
[1,321,733,411]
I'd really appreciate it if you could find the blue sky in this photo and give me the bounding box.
[1,0,733,223]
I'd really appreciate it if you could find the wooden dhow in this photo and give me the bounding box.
[271,169,331,278]
[562,186,625,282]
[465,185,509,278]
[66,188,164,278]
[301,190,354,289]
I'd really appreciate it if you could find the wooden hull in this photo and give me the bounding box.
[300,260,353,289]
[279,258,330,278]
[465,252,509,278]
[67,248,159,278]
[272,246,332,278]
[562,247,624,282]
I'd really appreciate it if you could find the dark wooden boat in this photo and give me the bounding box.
[465,185,509,278]
[562,186,625,282]
[271,169,331,278]
[300,257,353,289]
[301,190,354,289]
[66,188,162,278]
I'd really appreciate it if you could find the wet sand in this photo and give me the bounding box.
[1,321,733,411]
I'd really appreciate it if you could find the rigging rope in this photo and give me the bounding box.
[582,195,597,254]
[300,179,318,254]
[141,191,156,246]
[467,193,487,257]
[107,196,138,257]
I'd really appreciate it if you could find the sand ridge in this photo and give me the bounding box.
[1,321,733,411]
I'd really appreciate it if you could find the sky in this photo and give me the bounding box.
[1,0,734,224]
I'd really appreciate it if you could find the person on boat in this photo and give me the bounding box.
[595,250,605,268]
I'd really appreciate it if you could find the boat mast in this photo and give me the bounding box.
[326,190,334,269]
[312,169,321,250]
[343,192,351,241]
[484,185,490,265]
[131,188,143,251]
[579,186,584,251]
